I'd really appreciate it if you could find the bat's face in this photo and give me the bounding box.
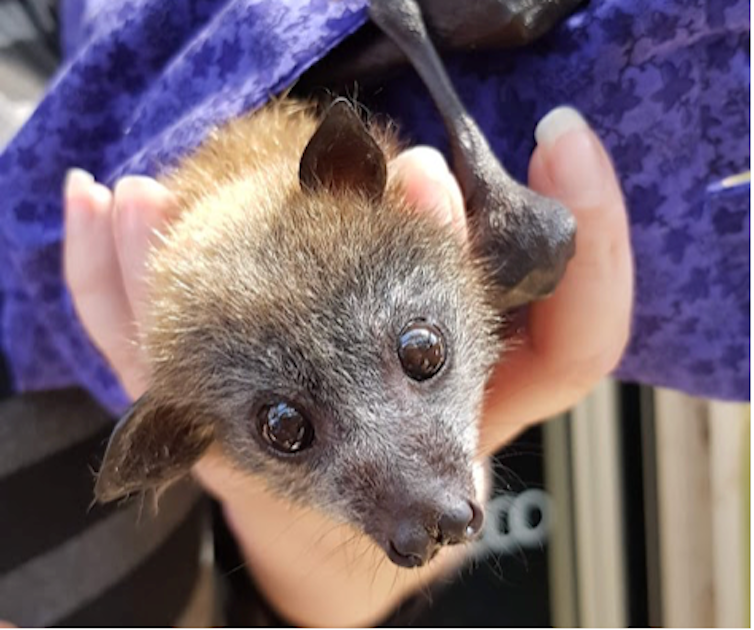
[95,102,502,567]
[209,191,500,566]
[203,197,499,565]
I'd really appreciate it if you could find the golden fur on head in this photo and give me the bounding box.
[159,98,402,211]
[144,97,493,396]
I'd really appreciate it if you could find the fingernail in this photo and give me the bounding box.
[534,106,609,208]
[64,168,94,196]
[535,106,589,148]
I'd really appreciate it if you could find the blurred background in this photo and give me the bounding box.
[0,1,750,627]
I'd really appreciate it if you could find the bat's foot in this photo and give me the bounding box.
[472,184,576,312]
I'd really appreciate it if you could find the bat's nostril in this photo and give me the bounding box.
[387,540,426,568]
[388,521,433,568]
[438,498,484,544]
[466,498,484,537]
[438,501,473,543]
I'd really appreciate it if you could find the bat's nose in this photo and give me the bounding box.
[386,498,484,568]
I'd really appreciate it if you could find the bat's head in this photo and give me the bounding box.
[95,102,502,567]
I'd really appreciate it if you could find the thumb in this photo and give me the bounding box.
[523,105,633,379]
[479,106,634,454]
[529,107,627,275]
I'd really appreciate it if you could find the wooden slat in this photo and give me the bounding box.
[570,379,627,627]
[654,388,715,627]
[544,414,579,628]
[708,401,748,627]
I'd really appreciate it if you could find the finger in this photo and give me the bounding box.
[528,107,633,372]
[479,107,633,453]
[112,176,177,325]
[63,169,146,399]
[388,147,466,238]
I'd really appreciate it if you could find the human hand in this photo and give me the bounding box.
[478,106,634,452]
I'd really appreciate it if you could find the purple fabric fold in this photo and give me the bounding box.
[0,0,749,417]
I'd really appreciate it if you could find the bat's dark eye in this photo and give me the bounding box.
[257,402,314,454]
[397,320,446,381]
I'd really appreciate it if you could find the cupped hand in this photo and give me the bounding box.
[479,106,633,452]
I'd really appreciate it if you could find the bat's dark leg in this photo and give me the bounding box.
[298,1,583,91]
[370,0,577,311]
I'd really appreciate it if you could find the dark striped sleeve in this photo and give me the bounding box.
[0,388,210,627]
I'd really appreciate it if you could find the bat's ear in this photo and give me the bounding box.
[95,393,214,503]
[299,99,387,201]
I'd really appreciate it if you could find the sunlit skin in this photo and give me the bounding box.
[56,109,633,627]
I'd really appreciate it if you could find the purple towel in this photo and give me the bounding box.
[0,0,749,417]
